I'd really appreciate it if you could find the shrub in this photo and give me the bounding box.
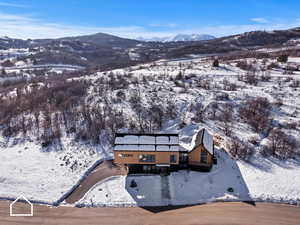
[212,59,219,67]
[165,100,177,119]
[116,90,126,101]
[239,97,271,132]
[227,187,234,192]
[236,61,255,71]
[266,128,297,159]
[191,102,205,123]
[219,104,233,122]
[197,79,211,90]
[283,122,298,130]
[1,60,14,67]
[175,71,184,80]
[174,80,185,88]
[267,62,279,70]
[249,136,259,146]
[243,71,258,85]
[284,77,293,83]
[222,79,237,91]
[260,71,271,82]
[289,80,300,88]
[215,92,229,101]
[277,54,288,63]
[130,179,137,188]
[229,137,254,161]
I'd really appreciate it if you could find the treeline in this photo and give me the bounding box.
[228,97,298,160]
[0,66,298,160]
[0,71,179,148]
[0,78,90,145]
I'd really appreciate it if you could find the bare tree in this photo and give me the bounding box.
[266,128,297,159]
[229,137,254,161]
[239,97,271,132]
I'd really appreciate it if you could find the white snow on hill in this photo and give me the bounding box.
[238,156,300,203]
[0,136,110,204]
[137,34,215,42]
[1,53,300,207]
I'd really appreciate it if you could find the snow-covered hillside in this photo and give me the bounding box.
[75,55,300,205]
[137,34,215,42]
[0,136,111,204]
[1,53,300,206]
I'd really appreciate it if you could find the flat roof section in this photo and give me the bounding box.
[114,133,180,152]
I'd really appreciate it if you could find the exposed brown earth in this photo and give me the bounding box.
[65,160,127,204]
[1,201,300,225]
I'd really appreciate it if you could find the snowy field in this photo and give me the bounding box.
[0,136,110,204]
[238,157,300,203]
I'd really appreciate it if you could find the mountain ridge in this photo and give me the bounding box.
[1,27,300,70]
[137,34,215,42]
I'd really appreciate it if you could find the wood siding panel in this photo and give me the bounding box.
[188,145,213,166]
[114,151,179,165]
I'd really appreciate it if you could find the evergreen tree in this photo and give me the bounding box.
[213,59,219,67]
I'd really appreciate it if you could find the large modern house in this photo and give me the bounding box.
[113,128,215,174]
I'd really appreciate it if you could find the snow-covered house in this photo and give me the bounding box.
[113,129,215,174]
[187,128,215,171]
[113,133,180,174]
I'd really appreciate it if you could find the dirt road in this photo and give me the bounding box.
[1,201,299,225]
[65,160,127,204]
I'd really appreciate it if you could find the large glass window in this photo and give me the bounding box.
[119,153,133,158]
[200,151,208,163]
[139,154,155,162]
[170,155,177,163]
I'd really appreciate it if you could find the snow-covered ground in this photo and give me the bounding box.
[0,136,110,204]
[1,53,300,207]
[238,156,300,203]
[78,149,300,207]
[75,55,300,206]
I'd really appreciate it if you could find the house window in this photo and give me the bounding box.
[139,154,155,162]
[170,155,177,163]
[200,151,208,163]
[119,153,133,158]
[179,153,188,163]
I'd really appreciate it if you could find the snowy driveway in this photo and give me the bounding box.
[78,149,252,206]
[65,160,127,204]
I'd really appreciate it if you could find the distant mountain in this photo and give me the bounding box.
[0,36,29,49]
[2,27,300,70]
[137,34,215,42]
[167,27,300,58]
[57,32,141,48]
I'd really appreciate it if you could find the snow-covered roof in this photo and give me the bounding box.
[193,129,214,155]
[203,129,214,155]
[114,133,179,152]
[156,145,170,151]
[140,136,155,144]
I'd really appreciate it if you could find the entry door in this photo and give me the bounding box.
[180,153,188,163]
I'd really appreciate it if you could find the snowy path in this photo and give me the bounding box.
[161,176,171,204]
[65,160,127,204]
